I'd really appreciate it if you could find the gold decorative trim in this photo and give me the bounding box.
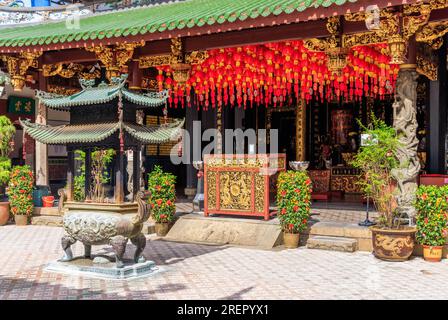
[342,32,386,48]
[295,99,306,161]
[1,52,42,90]
[86,41,145,80]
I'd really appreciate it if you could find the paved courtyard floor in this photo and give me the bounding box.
[0,225,446,300]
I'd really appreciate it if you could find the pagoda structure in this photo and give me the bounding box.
[20,75,184,210]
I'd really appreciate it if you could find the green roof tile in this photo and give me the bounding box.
[36,80,168,110]
[0,0,358,48]
[20,118,184,145]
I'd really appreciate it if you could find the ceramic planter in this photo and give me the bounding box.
[0,201,9,226]
[423,245,443,262]
[370,226,416,261]
[155,222,172,236]
[14,215,28,226]
[283,232,300,249]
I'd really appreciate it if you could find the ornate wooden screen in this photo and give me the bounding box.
[204,154,286,220]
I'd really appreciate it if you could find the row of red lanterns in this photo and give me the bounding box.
[155,40,399,109]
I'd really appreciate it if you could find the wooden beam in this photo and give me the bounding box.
[42,49,96,65]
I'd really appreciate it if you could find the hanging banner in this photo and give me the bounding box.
[7,96,35,115]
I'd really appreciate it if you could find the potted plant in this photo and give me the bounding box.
[415,185,448,262]
[0,116,16,226]
[147,165,176,236]
[352,115,416,261]
[276,170,312,248]
[6,165,34,225]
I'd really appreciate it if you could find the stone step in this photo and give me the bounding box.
[33,207,61,216]
[31,215,63,227]
[306,236,357,252]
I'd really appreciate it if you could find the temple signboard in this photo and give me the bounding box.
[7,96,35,115]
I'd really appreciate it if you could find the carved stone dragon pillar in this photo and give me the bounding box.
[391,66,420,224]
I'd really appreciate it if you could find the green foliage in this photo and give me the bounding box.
[0,115,15,158]
[6,165,34,216]
[276,170,312,234]
[147,165,176,223]
[0,116,15,188]
[351,114,401,228]
[415,185,448,246]
[0,157,11,186]
[74,150,86,201]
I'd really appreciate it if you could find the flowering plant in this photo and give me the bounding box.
[351,114,400,228]
[147,165,176,223]
[415,185,448,246]
[277,170,312,234]
[6,165,34,216]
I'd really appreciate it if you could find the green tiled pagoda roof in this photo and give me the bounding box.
[36,80,168,110]
[125,118,185,144]
[20,118,184,145]
[0,0,358,48]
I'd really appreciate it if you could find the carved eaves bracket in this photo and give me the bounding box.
[139,38,208,69]
[43,63,101,80]
[1,52,42,91]
[85,41,145,80]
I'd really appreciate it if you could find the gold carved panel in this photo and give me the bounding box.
[219,171,252,211]
[206,171,217,209]
[330,175,362,193]
[255,174,265,213]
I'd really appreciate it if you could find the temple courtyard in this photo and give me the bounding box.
[1,224,447,300]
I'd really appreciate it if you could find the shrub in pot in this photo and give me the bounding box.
[6,165,34,226]
[415,185,448,262]
[0,115,16,226]
[147,165,176,236]
[352,115,416,261]
[276,170,312,248]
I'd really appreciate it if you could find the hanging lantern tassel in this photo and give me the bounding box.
[22,128,26,161]
[119,129,124,153]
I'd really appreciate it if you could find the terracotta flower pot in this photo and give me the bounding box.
[423,245,443,262]
[14,215,28,226]
[283,232,300,249]
[155,222,172,236]
[0,201,10,226]
[370,226,416,261]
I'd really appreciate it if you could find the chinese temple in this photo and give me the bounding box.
[0,0,447,217]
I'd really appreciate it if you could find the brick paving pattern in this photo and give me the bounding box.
[1,225,447,300]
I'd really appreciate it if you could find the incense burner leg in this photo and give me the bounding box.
[59,235,76,262]
[110,235,128,268]
[84,244,92,259]
[130,233,146,263]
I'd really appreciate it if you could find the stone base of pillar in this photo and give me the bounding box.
[184,187,197,200]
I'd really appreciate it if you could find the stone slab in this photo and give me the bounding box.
[164,214,282,249]
[33,207,61,216]
[307,236,357,252]
[31,215,62,227]
[44,256,159,280]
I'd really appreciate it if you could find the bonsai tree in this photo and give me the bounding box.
[351,114,401,228]
[415,185,448,247]
[89,149,115,202]
[6,165,34,216]
[0,115,15,200]
[147,165,176,224]
[276,170,312,234]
